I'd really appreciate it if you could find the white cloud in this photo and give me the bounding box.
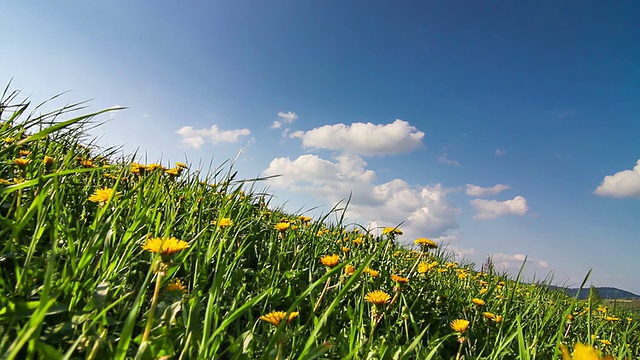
[594,160,640,199]
[263,153,458,239]
[289,119,425,156]
[495,149,507,156]
[278,111,298,123]
[470,196,528,220]
[176,125,251,149]
[437,153,461,167]
[465,184,510,197]
[271,120,282,129]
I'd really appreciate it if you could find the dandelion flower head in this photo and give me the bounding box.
[259,311,299,327]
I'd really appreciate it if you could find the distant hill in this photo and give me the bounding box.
[556,287,640,300]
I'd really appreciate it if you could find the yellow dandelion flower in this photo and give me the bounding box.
[0,179,11,185]
[146,163,165,171]
[363,267,380,278]
[365,290,391,306]
[390,274,409,284]
[450,319,470,333]
[479,288,488,295]
[165,168,180,177]
[352,237,363,245]
[175,162,188,169]
[13,158,31,167]
[274,222,290,232]
[166,279,188,294]
[298,215,312,223]
[414,237,438,249]
[259,311,299,327]
[472,298,485,306]
[19,149,31,156]
[344,264,356,276]
[88,187,115,203]
[599,339,611,346]
[43,156,55,166]
[560,342,615,360]
[3,137,16,145]
[214,218,234,228]
[382,227,403,236]
[320,254,340,268]
[341,246,350,253]
[483,312,496,320]
[604,316,619,322]
[142,237,190,256]
[80,159,95,168]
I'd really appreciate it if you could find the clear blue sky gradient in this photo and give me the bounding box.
[2,1,639,292]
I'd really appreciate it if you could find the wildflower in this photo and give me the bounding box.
[320,254,340,268]
[344,264,356,276]
[214,218,234,228]
[274,222,290,232]
[175,162,188,169]
[559,342,614,360]
[365,290,391,306]
[146,163,165,171]
[43,156,55,166]
[417,262,436,273]
[472,298,485,306]
[0,179,11,185]
[363,267,380,278]
[3,137,16,145]
[259,311,299,327]
[604,316,619,322]
[450,319,470,333]
[599,339,611,346]
[19,149,31,156]
[414,237,438,249]
[13,158,31,167]
[142,237,190,256]
[390,274,409,284]
[88,187,115,203]
[166,279,188,294]
[165,168,180,177]
[130,162,145,175]
[483,312,502,322]
[80,159,95,168]
[382,227,403,236]
[479,288,488,295]
[352,237,363,245]
[341,246,350,253]
[298,215,312,223]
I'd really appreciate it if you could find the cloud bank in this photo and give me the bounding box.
[263,153,458,239]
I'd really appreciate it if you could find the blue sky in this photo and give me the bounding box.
[2,1,639,293]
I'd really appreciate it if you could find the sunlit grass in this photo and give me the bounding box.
[0,86,638,359]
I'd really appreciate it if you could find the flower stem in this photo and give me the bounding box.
[313,277,331,312]
[141,270,164,343]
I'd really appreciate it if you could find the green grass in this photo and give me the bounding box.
[1,87,638,359]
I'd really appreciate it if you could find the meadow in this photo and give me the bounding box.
[1,87,638,359]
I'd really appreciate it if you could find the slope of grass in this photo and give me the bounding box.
[1,88,638,359]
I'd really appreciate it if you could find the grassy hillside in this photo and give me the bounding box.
[1,88,638,359]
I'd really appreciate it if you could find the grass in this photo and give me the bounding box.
[1,87,638,359]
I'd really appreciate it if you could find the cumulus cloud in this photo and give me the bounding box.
[176,125,251,149]
[437,153,461,167]
[271,111,299,129]
[263,153,458,239]
[594,160,640,199]
[289,119,425,156]
[465,184,510,197]
[470,196,528,220]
